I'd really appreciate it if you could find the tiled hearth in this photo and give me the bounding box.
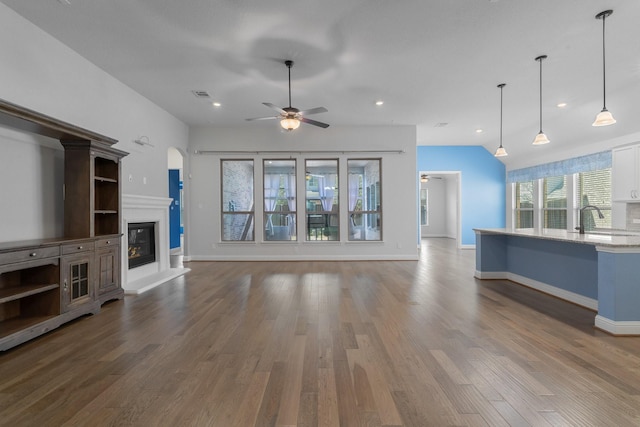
[122,194,189,294]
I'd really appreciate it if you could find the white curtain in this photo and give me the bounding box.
[283,173,296,235]
[264,174,280,233]
[319,174,336,211]
[264,174,280,211]
[348,173,359,212]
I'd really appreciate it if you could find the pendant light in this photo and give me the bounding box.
[494,83,508,157]
[593,10,616,126]
[532,55,550,145]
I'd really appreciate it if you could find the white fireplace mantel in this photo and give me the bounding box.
[122,194,189,294]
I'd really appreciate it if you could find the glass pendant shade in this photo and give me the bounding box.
[593,108,616,126]
[494,146,508,157]
[280,117,300,130]
[532,131,550,145]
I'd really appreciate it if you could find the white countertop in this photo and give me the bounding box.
[474,227,640,248]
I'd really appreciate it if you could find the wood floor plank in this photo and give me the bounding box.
[1,238,640,426]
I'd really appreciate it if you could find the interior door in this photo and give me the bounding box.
[168,169,181,249]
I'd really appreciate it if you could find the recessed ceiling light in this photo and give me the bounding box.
[212,102,221,107]
[375,100,384,106]
[557,102,567,108]
[57,0,71,5]
[475,129,483,133]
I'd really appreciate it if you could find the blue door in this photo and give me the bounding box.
[168,169,181,249]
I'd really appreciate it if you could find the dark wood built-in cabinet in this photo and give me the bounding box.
[0,99,127,351]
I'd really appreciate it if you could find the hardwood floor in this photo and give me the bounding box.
[1,238,640,426]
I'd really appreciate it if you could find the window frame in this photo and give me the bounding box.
[263,159,297,242]
[305,159,339,241]
[347,158,382,241]
[542,175,568,230]
[220,159,255,242]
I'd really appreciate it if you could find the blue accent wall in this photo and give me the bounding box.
[417,146,506,246]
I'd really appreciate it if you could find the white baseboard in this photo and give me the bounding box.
[474,270,598,311]
[595,315,640,335]
[186,254,419,262]
[124,267,190,295]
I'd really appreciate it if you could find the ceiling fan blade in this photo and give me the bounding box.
[298,106,328,116]
[263,102,286,114]
[246,116,279,121]
[300,117,330,128]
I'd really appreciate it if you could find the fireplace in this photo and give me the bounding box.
[128,222,156,269]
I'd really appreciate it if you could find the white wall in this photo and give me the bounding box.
[187,125,417,260]
[445,175,458,238]
[0,4,188,243]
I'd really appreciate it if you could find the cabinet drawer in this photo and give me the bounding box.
[61,241,95,255]
[95,237,120,249]
[0,246,60,266]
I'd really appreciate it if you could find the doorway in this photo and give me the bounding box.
[419,171,461,248]
[168,147,184,254]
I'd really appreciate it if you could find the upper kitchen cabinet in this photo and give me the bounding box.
[612,144,640,202]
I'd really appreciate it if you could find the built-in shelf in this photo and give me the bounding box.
[0,284,59,304]
[0,98,126,351]
[0,315,59,340]
[95,176,117,183]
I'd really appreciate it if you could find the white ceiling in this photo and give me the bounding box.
[3,0,640,167]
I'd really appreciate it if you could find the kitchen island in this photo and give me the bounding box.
[474,228,640,335]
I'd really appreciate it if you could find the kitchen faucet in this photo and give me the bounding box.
[578,205,605,234]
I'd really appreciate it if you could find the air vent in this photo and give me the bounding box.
[434,122,449,128]
[191,90,211,99]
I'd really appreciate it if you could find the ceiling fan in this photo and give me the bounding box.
[246,60,329,131]
[420,174,443,183]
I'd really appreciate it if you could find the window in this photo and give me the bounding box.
[305,159,339,241]
[543,176,567,229]
[514,181,533,228]
[420,188,428,226]
[348,159,381,241]
[576,168,611,230]
[264,160,296,241]
[221,160,254,241]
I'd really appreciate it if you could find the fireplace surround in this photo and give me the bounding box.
[122,194,189,294]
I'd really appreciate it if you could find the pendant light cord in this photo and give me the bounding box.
[288,63,292,108]
[499,84,504,147]
[538,56,543,133]
[602,14,607,110]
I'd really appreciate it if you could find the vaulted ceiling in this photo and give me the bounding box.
[3,0,640,167]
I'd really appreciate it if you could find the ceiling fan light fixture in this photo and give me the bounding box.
[280,117,300,131]
[593,10,616,127]
[420,174,429,183]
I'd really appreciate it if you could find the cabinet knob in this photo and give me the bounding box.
[106,240,111,244]
[63,280,68,291]
[78,246,83,250]
[30,252,37,257]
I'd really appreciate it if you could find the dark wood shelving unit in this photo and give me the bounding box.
[0,98,127,351]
